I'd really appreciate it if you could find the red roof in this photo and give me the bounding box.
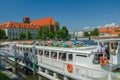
[0,22,39,29]
[0,17,55,29]
[99,26,120,35]
[31,17,55,26]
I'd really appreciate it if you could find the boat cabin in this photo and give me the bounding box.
[93,41,120,65]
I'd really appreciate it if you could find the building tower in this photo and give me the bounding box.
[23,16,30,23]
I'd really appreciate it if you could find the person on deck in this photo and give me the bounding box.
[97,42,106,58]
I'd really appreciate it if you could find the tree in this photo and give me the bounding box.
[54,22,60,39]
[3,36,8,40]
[91,28,99,36]
[84,31,90,36]
[19,32,26,39]
[26,31,32,39]
[58,26,69,40]
[56,30,62,39]
[38,24,69,40]
[0,29,6,40]
[48,31,55,39]
[94,28,99,36]
[49,25,54,31]
[118,34,120,37]
[55,22,60,31]
[38,27,49,39]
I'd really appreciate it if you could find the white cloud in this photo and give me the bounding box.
[96,26,102,28]
[104,22,116,27]
[84,26,89,29]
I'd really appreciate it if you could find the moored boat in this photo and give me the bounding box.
[0,40,120,80]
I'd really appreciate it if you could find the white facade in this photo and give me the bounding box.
[4,28,38,40]
[74,31,84,37]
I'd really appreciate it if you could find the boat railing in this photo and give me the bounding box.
[71,63,119,80]
[37,56,120,80]
[0,48,14,55]
[74,46,96,50]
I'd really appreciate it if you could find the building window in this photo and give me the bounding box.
[9,32,11,36]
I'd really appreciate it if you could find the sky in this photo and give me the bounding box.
[0,0,120,32]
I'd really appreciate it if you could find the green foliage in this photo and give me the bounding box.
[26,31,32,39]
[92,28,99,36]
[55,30,62,39]
[3,36,8,40]
[19,32,26,40]
[38,22,69,40]
[55,22,59,31]
[48,31,55,39]
[115,30,120,32]
[0,71,12,80]
[84,28,99,36]
[60,26,68,39]
[84,31,90,36]
[75,37,78,40]
[49,25,54,31]
[0,29,7,40]
[118,34,120,37]
[38,27,49,39]
[67,34,71,40]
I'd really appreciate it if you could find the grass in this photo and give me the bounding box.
[0,71,12,80]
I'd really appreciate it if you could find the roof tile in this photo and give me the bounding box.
[0,17,55,30]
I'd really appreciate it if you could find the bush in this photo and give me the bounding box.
[0,71,12,80]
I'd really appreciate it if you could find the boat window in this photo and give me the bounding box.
[111,43,114,49]
[67,77,74,80]
[57,74,64,80]
[92,54,100,64]
[26,48,29,52]
[17,47,19,51]
[51,51,57,59]
[38,50,43,56]
[20,47,22,51]
[23,48,25,52]
[35,49,37,55]
[41,67,45,73]
[30,48,32,53]
[12,46,14,49]
[108,42,118,55]
[68,54,73,61]
[44,51,49,57]
[48,70,53,76]
[59,52,66,61]
[76,54,87,57]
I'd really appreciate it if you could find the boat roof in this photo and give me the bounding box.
[15,44,96,55]
[94,38,120,42]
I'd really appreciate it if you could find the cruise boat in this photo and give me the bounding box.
[0,40,120,80]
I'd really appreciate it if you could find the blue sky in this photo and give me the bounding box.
[0,0,120,31]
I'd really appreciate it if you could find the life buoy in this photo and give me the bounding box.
[100,56,108,66]
[67,63,73,72]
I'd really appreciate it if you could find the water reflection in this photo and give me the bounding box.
[0,59,47,80]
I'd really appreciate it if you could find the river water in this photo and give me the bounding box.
[0,58,47,80]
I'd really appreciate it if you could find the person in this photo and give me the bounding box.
[97,42,106,58]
